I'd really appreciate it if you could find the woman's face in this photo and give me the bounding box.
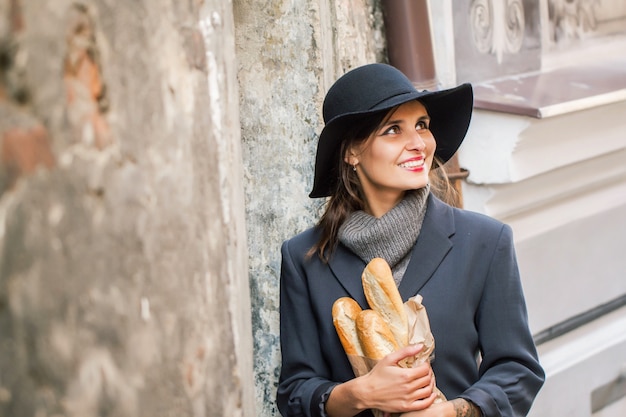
[346,100,435,216]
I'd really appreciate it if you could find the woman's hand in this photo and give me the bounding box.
[325,344,437,417]
[400,398,482,417]
[360,344,438,413]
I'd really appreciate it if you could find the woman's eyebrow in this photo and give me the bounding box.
[384,115,430,126]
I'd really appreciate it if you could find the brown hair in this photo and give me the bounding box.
[307,107,460,262]
[429,157,462,207]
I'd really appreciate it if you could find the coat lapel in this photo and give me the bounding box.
[327,243,369,307]
[398,195,455,300]
[328,194,456,306]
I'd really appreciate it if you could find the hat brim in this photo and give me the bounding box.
[309,83,473,198]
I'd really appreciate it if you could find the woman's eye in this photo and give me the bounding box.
[416,121,429,130]
[383,125,400,135]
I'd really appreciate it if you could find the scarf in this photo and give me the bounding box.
[338,186,429,285]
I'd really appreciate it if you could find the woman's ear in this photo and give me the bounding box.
[344,148,358,167]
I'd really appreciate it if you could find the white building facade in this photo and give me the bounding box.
[428,1,626,415]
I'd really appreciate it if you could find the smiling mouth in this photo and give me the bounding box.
[398,159,424,169]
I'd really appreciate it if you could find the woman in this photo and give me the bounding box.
[276,63,544,417]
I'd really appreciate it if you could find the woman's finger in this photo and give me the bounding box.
[380,343,424,366]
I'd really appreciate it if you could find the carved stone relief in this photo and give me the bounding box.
[453,0,541,83]
[548,0,597,41]
[469,0,526,63]
[547,0,626,45]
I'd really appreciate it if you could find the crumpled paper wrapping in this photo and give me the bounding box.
[345,294,446,417]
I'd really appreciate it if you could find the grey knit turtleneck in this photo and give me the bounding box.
[338,186,429,285]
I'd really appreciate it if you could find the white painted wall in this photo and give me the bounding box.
[434,0,626,412]
[529,306,626,416]
[459,99,626,417]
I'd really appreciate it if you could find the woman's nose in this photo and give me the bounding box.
[406,131,427,150]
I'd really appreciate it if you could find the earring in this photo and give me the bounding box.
[352,164,357,172]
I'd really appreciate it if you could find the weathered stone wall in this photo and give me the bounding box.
[233,0,386,415]
[0,1,253,416]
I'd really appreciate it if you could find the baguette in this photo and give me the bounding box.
[356,309,399,360]
[361,258,409,347]
[332,297,364,356]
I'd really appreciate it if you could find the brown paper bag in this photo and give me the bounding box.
[404,294,446,403]
[344,294,445,417]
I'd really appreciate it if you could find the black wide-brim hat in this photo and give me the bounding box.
[309,63,473,198]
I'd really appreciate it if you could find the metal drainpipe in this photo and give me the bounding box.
[381,0,469,208]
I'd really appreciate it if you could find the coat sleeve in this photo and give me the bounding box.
[459,224,545,416]
[276,239,339,417]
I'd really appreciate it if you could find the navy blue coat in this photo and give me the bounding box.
[277,194,545,417]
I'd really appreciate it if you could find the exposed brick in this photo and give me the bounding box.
[0,123,55,190]
[63,3,112,150]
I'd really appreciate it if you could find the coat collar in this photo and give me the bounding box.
[398,194,454,300]
[328,194,455,304]
[327,243,369,308]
